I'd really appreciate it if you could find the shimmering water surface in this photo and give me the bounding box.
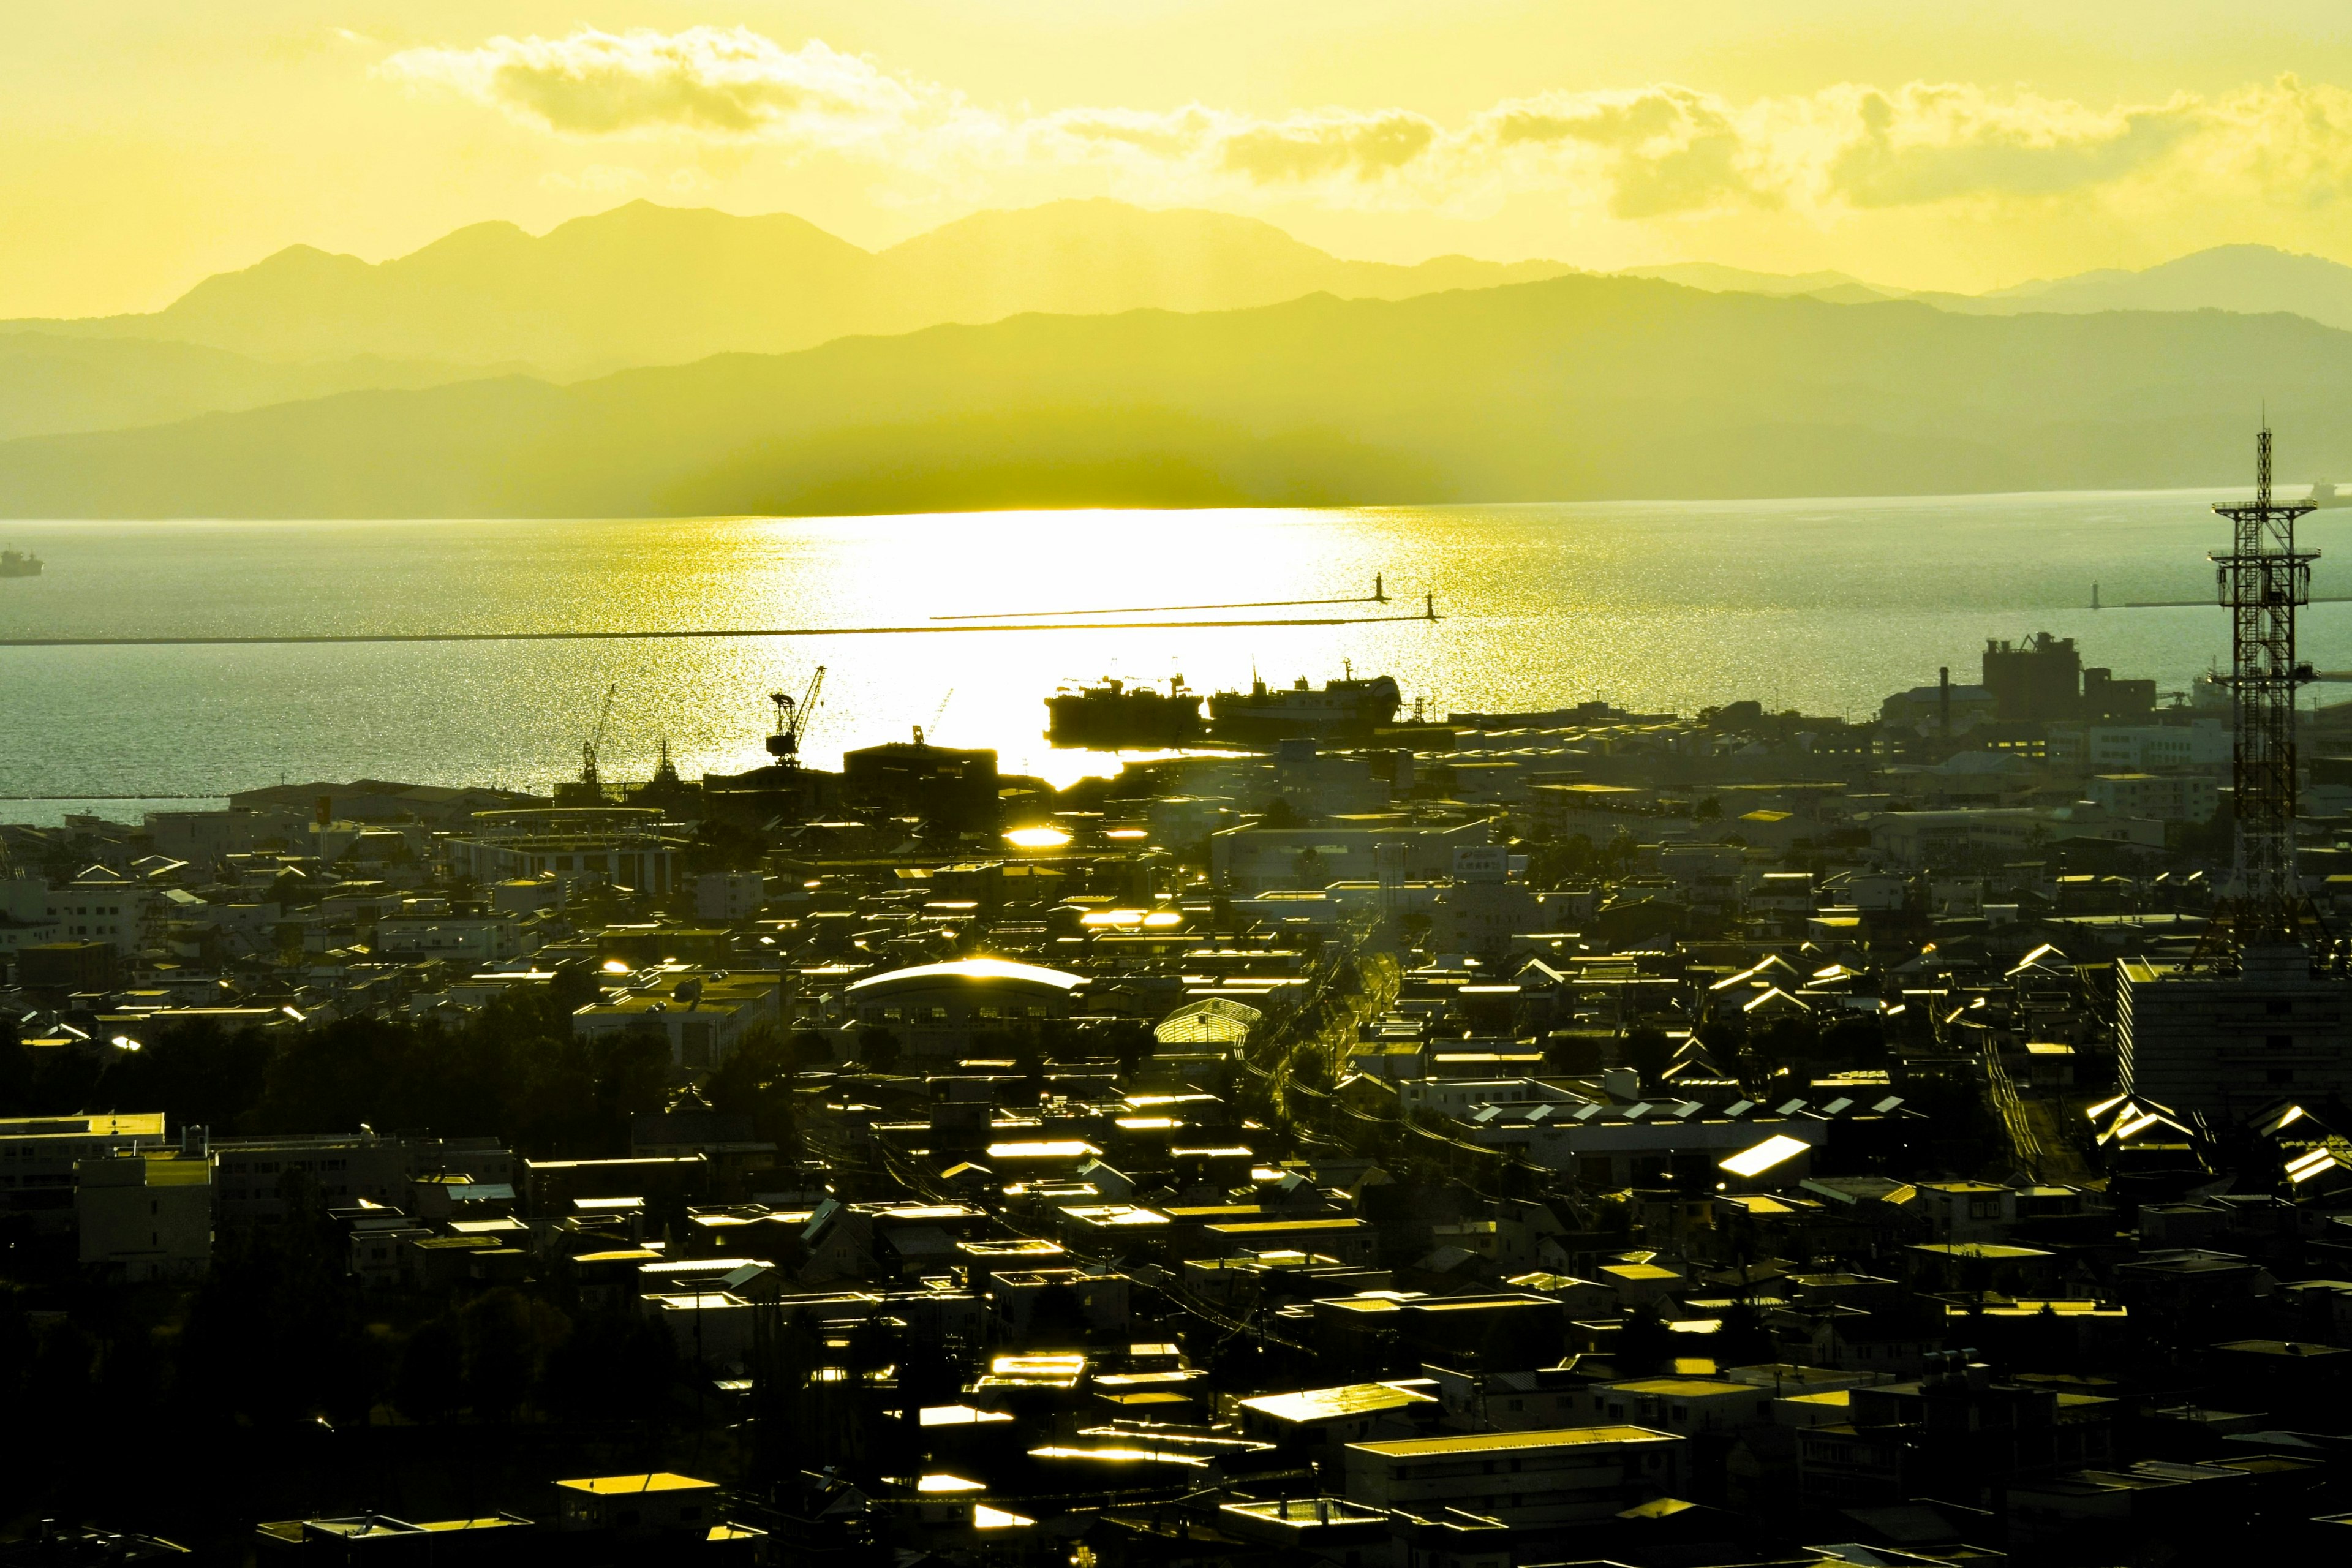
[0,492,2331,821]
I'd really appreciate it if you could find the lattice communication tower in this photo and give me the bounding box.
[2212,425,2317,949]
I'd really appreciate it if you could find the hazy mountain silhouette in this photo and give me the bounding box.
[1630,244,2352,332]
[7,277,2348,518]
[1964,244,2352,328]
[0,332,500,440]
[1619,262,1898,300]
[6,199,1575,376]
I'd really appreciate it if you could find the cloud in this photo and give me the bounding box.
[1217,113,1439,183]
[1472,88,1773,217]
[380,30,2352,228]
[1824,85,2202,208]
[380,27,930,146]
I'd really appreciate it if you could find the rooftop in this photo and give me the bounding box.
[555,1472,718,1496]
[1240,1382,1438,1425]
[847,957,1085,993]
[1351,1425,1678,1458]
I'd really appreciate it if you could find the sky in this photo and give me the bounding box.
[15,2,2352,318]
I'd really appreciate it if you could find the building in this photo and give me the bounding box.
[1436,878,1544,956]
[572,967,783,1069]
[77,1150,214,1280]
[551,1473,742,1540]
[692,872,769,921]
[375,910,540,963]
[2086,773,2217,824]
[212,1131,512,1219]
[254,1512,533,1558]
[228,778,544,829]
[1342,1425,1684,1525]
[0,1112,170,1232]
[1982,633,2082,723]
[2059,722,2233,771]
[841,739,1001,832]
[843,957,1087,1060]
[443,807,688,897]
[1237,1381,1441,1449]
[1879,682,1998,736]
[0,878,62,965]
[43,869,156,948]
[1212,820,1493,896]
[2117,949,2352,1115]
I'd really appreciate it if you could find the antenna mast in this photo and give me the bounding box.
[2212,423,2318,952]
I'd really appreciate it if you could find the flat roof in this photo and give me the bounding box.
[0,1112,167,1139]
[1351,1425,1677,1458]
[555,1473,718,1496]
[1721,1133,1812,1177]
[1240,1382,1437,1424]
[1606,1378,1754,1398]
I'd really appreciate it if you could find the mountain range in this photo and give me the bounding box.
[9,273,2352,519]
[1638,244,2352,332]
[0,200,1572,417]
[12,200,2352,512]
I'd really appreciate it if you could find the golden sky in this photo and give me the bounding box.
[14,1,2352,318]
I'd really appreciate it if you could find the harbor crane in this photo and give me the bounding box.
[580,684,617,792]
[767,665,826,767]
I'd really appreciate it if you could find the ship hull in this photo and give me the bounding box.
[1047,690,1204,748]
[1207,675,1402,739]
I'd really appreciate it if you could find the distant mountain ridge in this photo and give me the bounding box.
[13,198,2352,462]
[9,273,2352,519]
[1625,243,2352,333]
[2,198,1578,377]
[0,333,509,442]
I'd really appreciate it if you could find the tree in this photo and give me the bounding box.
[1616,1304,1672,1377]
[462,1287,569,1422]
[1823,1016,1888,1069]
[394,1320,465,1424]
[1716,1300,1777,1368]
[857,1028,903,1072]
[704,1023,800,1150]
[1623,1026,1673,1088]
[542,1307,676,1428]
[788,1029,835,1069]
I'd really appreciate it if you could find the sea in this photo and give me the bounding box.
[0,489,2328,826]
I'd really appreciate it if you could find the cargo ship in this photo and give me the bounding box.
[1208,668,1403,739]
[0,549,41,579]
[1046,676,1205,749]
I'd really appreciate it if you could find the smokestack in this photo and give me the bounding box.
[1939,667,1951,739]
